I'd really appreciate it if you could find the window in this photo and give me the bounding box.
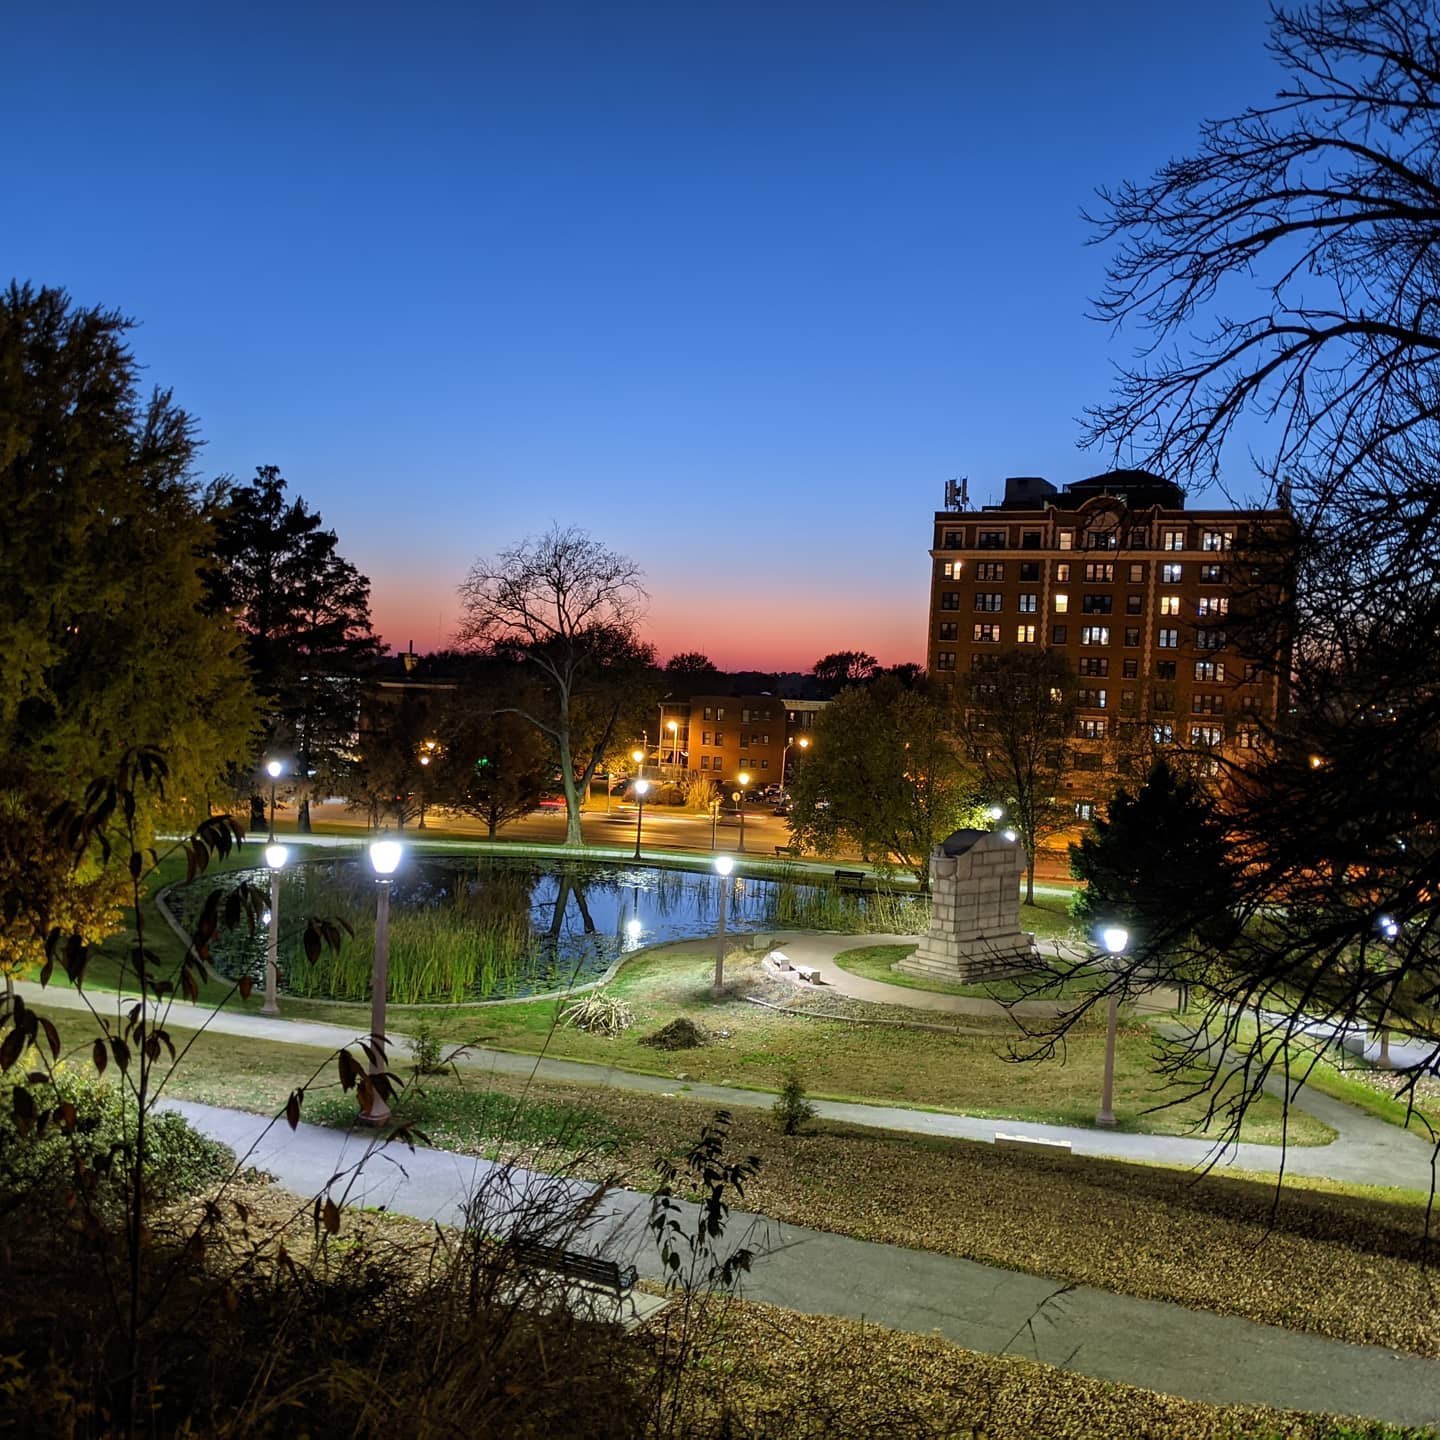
[1119,689,1137,713]
[1128,563,1145,582]
[1082,594,1113,614]
[1129,528,1148,550]
[1194,659,1225,682]
[1161,563,1182,583]
[1155,660,1176,680]
[1153,722,1174,744]
[702,706,713,720]
[1076,751,1104,770]
[1080,625,1110,645]
[1158,628,1179,648]
[938,622,957,641]
[971,653,998,672]
[760,759,769,770]
[700,755,710,769]
[1202,530,1234,552]
[1122,658,1139,678]
[974,592,1003,611]
[716,707,725,720]
[978,530,1006,549]
[1078,656,1109,677]
[1075,801,1095,820]
[1054,561,1071,581]
[1015,624,1037,643]
[1191,693,1225,715]
[1163,529,1186,551]
[942,529,963,548]
[1124,626,1140,646]
[935,651,956,671]
[1087,529,1118,550]
[1197,595,1229,618]
[761,733,770,745]
[1190,725,1224,746]
[1077,688,1108,709]
[1018,594,1037,612]
[1238,728,1261,750]
[940,592,960,611]
[1200,562,1227,583]
[1078,718,1107,739]
[975,561,1004,581]
[1153,688,1174,712]
[1160,595,1181,616]
[1196,628,1225,650]
[1022,529,1042,549]
[1084,562,1114,582]
[973,623,1001,642]
[1019,561,1040,581]
[1058,530,1075,551]
[702,730,712,745]
[1125,594,1143,614]
[1051,624,1068,644]
[1240,694,1262,715]
[714,730,725,742]
[1243,661,1263,683]
[741,708,750,722]
[1053,593,1069,613]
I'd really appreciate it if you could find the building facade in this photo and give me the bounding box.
[654,694,826,790]
[927,470,1291,812]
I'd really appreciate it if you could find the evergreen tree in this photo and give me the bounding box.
[208,466,383,830]
[0,282,256,840]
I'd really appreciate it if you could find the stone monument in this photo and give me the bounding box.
[895,828,1038,983]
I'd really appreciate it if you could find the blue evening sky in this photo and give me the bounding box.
[4,0,1281,667]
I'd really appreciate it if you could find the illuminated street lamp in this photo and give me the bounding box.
[985,805,1005,823]
[261,843,288,1016]
[1095,926,1129,1128]
[779,734,810,791]
[265,758,285,841]
[417,739,439,829]
[667,718,679,769]
[362,838,403,1125]
[632,779,651,860]
[1377,914,1400,1068]
[712,854,734,997]
[735,772,751,853]
[632,747,645,782]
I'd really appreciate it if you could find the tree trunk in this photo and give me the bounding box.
[249,794,266,831]
[1025,861,1035,906]
[557,730,584,847]
[297,796,312,833]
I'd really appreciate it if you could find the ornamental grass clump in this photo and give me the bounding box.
[561,989,635,1037]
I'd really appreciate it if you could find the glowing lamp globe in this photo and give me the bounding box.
[368,839,403,876]
[264,843,289,871]
[265,759,284,779]
[714,855,734,877]
[1101,926,1129,957]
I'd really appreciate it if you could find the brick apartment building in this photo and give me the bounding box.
[927,470,1291,814]
[654,695,825,789]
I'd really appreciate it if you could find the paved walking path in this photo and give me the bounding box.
[166,1098,1440,1427]
[19,974,1438,1189]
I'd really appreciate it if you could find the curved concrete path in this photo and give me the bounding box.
[167,1097,1440,1429]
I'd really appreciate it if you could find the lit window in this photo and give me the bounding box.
[1128,563,1144,583]
[1054,562,1071,581]
[973,623,1001,642]
[1160,595,1181,616]
[1162,563,1182,583]
[1078,718,1107,739]
[1194,660,1225,682]
[1158,628,1179,648]
[1080,625,1110,646]
[976,562,1004,581]
[1190,725,1223,746]
[1015,624,1037,643]
[1054,593,1069,613]
[1058,530,1074,550]
[1201,530,1233,552]
[1163,530,1185,551]
[1197,596,1230,618]
[1153,723,1174,743]
[1018,594,1037,613]
[1084,562,1114,582]
[942,561,958,579]
[974,593,1003,612]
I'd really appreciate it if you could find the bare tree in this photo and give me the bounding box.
[456,527,653,847]
[956,650,1076,904]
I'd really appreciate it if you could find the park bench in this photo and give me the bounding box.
[994,1132,1072,1158]
[512,1239,637,1300]
[791,964,821,985]
[774,844,799,857]
[833,869,866,887]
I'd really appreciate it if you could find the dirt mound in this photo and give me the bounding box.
[638,1018,708,1051]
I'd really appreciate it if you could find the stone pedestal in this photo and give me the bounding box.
[896,828,1037,983]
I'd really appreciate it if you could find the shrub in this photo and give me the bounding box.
[406,1017,449,1075]
[773,1067,816,1135]
[561,989,635,1036]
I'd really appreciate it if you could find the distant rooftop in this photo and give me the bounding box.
[983,469,1185,513]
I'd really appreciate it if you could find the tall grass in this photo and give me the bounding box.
[767,873,930,935]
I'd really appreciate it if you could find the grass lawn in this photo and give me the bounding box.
[66,1015,1435,1360]
[833,942,1106,1003]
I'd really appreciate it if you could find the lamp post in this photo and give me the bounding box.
[363,838,403,1125]
[417,739,438,829]
[632,747,645,783]
[632,779,650,860]
[265,759,285,842]
[735,772,750,852]
[1095,925,1128,1128]
[779,735,809,792]
[667,719,679,773]
[712,854,734,997]
[709,796,720,850]
[261,843,288,1015]
[1377,914,1400,1068]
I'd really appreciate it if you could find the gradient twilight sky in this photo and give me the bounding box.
[5,1,1281,670]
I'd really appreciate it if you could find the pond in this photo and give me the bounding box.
[164,855,864,1004]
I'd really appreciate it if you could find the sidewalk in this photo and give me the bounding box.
[168,1098,1440,1428]
[18,976,1438,1189]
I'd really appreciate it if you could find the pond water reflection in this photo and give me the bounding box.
[167,856,825,1003]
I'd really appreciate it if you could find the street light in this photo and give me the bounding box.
[265,759,285,841]
[667,719,679,771]
[632,779,650,860]
[363,837,403,1125]
[735,772,750,853]
[417,739,438,830]
[779,734,810,792]
[712,854,734,997]
[986,805,1005,823]
[1095,926,1128,1129]
[1377,914,1400,1068]
[632,747,645,782]
[261,843,288,1016]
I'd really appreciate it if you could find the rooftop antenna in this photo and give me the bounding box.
[943,476,969,511]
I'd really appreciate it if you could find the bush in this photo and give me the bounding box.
[407,1017,449,1075]
[773,1068,816,1135]
[561,989,635,1036]
[0,1057,232,1215]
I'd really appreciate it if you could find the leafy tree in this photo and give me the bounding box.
[810,650,879,696]
[956,650,1076,903]
[457,526,656,846]
[665,651,719,677]
[1069,759,1237,952]
[0,282,256,841]
[208,465,384,830]
[788,677,981,885]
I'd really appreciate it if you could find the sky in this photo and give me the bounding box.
[5,0,1283,671]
